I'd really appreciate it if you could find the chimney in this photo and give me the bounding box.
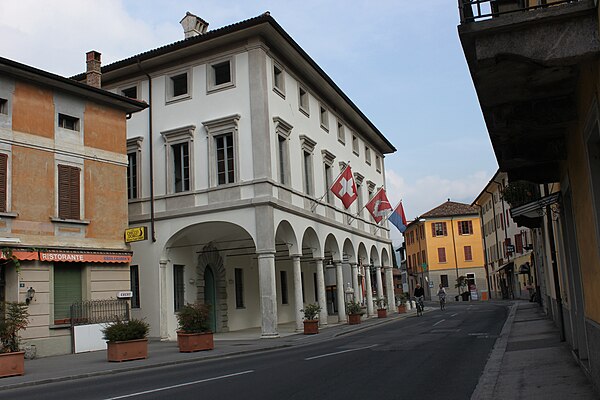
[180,12,209,39]
[86,50,102,88]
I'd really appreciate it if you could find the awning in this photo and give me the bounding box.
[496,261,514,273]
[509,192,560,228]
[1,249,132,264]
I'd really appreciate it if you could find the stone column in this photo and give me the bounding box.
[364,265,375,317]
[351,263,360,302]
[335,261,347,322]
[292,255,303,332]
[385,265,395,311]
[159,259,169,340]
[258,252,279,338]
[375,265,384,300]
[315,258,328,326]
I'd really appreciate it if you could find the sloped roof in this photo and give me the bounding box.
[421,200,478,218]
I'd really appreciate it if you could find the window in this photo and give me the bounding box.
[466,273,476,288]
[274,117,292,185]
[208,58,235,92]
[458,220,474,235]
[337,122,345,144]
[235,268,244,308]
[216,134,234,185]
[0,153,6,212]
[58,113,79,131]
[441,274,449,288]
[515,233,523,253]
[172,142,190,192]
[319,105,329,131]
[121,86,137,99]
[173,265,185,312]
[58,164,80,220]
[301,272,305,302]
[273,63,285,95]
[375,155,381,173]
[127,152,138,199]
[432,222,447,237]
[355,172,364,216]
[464,246,473,261]
[438,247,447,263]
[130,265,140,309]
[421,250,426,266]
[53,264,82,324]
[300,135,316,196]
[352,135,359,155]
[280,270,289,305]
[313,273,318,303]
[167,72,189,101]
[298,86,309,115]
[0,98,7,115]
[322,150,335,204]
[365,146,371,165]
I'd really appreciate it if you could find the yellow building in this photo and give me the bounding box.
[405,200,486,301]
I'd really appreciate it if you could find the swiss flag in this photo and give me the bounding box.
[330,165,358,209]
[365,188,392,223]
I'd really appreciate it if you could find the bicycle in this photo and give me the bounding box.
[439,296,446,311]
[414,296,424,316]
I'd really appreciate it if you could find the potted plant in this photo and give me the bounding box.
[397,294,408,314]
[102,318,149,362]
[375,297,387,318]
[300,303,321,335]
[176,302,213,352]
[346,300,364,325]
[0,302,29,377]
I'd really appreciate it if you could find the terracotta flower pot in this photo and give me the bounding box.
[397,304,407,313]
[0,351,24,378]
[303,320,319,335]
[377,308,387,318]
[348,314,362,325]
[177,331,214,352]
[106,338,148,362]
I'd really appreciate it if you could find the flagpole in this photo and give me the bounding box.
[372,200,401,235]
[347,186,386,225]
[311,161,351,212]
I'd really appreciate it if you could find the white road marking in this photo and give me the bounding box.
[450,313,458,317]
[468,333,489,336]
[433,319,446,327]
[305,344,379,361]
[103,370,254,399]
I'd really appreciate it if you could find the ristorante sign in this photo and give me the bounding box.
[1,250,132,264]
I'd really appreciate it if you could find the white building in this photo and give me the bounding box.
[472,171,535,300]
[74,12,396,339]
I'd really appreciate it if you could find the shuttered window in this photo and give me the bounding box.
[53,264,82,324]
[58,165,80,220]
[130,265,140,309]
[432,222,447,237]
[464,246,473,261]
[438,247,447,263]
[0,153,7,212]
[173,265,185,312]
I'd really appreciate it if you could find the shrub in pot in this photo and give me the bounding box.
[176,303,213,352]
[375,297,387,318]
[397,294,408,313]
[0,302,29,377]
[346,300,364,325]
[102,318,149,362]
[300,303,321,334]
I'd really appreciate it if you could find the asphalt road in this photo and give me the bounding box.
[2,302,508,400]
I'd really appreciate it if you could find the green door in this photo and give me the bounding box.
[204,266,217,332]
[54,264,82,324]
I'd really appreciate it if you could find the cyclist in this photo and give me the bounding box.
[414,283,425,316]
[437,283,447,310]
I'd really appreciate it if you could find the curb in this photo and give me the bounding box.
[470,302,518,400]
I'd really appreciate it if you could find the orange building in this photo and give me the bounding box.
[405,201,487,300]
[0,55,146,356]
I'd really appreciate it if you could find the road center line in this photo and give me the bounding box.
[305,344,378,361]
[433,319,446,327]
[450,313,458,317]
[103,370,254,400]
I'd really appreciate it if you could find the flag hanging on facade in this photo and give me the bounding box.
[365,188,392,223]
[330,164,358,209]
[389,201,408,233]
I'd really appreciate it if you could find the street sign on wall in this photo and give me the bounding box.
[125,226,147,243]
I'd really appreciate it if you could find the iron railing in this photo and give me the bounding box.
[459,0,583,23]
[69,299,130,326]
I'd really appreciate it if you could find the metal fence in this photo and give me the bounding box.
[459,0,582,23]
[69,299,130,326]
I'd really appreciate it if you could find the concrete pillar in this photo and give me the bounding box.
[335,261,347,322]
[292,255,303,332]
[258,252,279,338]
[315,258,328,326]
[159,259,169,340]
[364,265,375,317]
[385,265,395,311]
[351,263,360,302]
[375,265,384,301]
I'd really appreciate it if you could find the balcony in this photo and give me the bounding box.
[458,0,600,182]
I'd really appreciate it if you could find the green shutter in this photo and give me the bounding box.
[54,265,82,322]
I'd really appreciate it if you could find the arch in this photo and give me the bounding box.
[342,238,356,263]
[301,227,322,258]
[369,245,380,266]
[275,220,299,255]
[357,242,369,266]
[324,233,341,262]
[381,247,390,267]
[196,243,228,332]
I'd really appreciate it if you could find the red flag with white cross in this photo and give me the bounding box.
[365,188,392,223]
[330,164,358,209]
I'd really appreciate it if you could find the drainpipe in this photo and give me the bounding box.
[543,184,565,341]
[136,58,156,242]
[474,203,491,299]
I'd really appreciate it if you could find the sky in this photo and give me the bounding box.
[0,0,498,245]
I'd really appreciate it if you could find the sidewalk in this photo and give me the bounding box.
[472,300,598,399]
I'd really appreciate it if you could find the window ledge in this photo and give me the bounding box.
[207,82,235,95]
[0,211,18,219]
[50,217,90,225]
[320,124,329,133]
[50,324,71,329]
[166,93,191,105]
[299,107,310,118]
[273,86,285,99]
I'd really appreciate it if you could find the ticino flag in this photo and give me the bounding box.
[331,165,358,209]
[365,188,392,223]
